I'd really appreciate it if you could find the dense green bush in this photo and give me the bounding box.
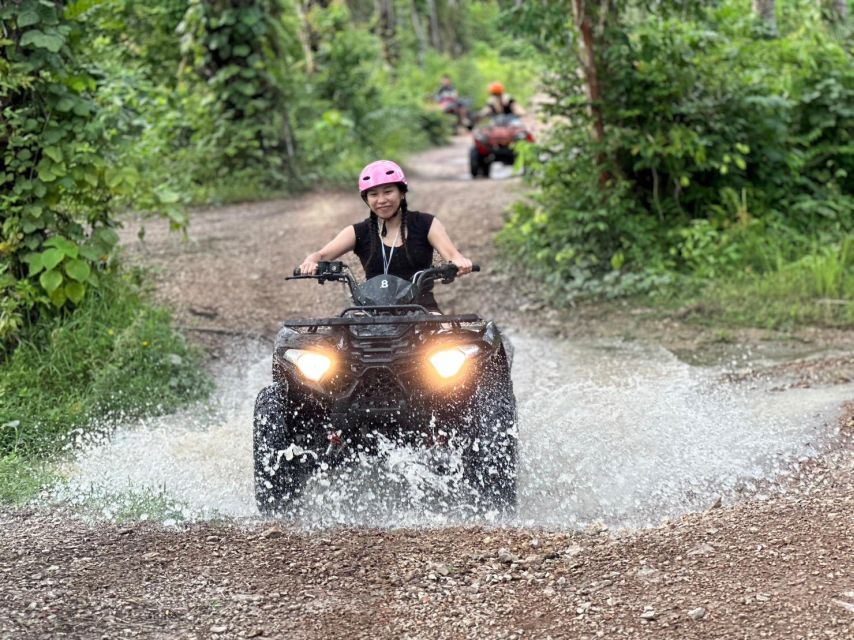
[0,1,192,344]
[1,1,116,340]
[501,0,852,324]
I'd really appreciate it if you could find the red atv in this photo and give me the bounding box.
[469,115,533,178]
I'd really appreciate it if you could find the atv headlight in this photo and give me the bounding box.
[429,345,480,379]
[285,349,332,382]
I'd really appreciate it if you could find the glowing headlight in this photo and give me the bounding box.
[429,345,480,379]
[285,349,332,382]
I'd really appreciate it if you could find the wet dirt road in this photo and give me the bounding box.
[1,136,852,639]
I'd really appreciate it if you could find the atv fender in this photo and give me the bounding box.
[483,321,513,370]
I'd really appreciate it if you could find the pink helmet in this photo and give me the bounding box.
[358,160,407,194]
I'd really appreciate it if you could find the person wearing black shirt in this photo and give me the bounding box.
[298,160,473,311]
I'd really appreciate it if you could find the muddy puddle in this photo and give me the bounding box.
[49,335,852,529]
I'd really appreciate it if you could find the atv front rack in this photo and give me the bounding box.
[284,314,481,328]
[283,305,482,331]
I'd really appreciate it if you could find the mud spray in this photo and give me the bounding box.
[50,335,851,529]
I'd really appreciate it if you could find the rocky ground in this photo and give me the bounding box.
[1,136,851,639]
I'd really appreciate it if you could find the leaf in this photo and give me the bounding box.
[156,189,181,204]
[64,258,91,282]
[240,11,261,26]
[43,146,63,162]
[55,97,74,112]
[105,168,123,188]
[49,286,67,308]
[42,128,64,144]
[23,203,43,218]
[65,281,85,304]
[67,74,91,92]
[23,253,44,277]
[18,10,41,27]
[39,269,63,294]
[40,247,64,271]
[72,100,90,116]
[91,227,119,251]
[20,29,64,52]
[77,244,100,261]
[43,236,78,257]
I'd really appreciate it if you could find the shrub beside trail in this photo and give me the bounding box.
[0,271,211,503]
[500,0,852,328]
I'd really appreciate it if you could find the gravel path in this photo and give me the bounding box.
[1,136,852,639]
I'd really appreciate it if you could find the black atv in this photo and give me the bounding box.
[253,261,517,516]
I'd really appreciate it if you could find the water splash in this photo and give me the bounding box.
[512,336,848,529]
[50,335,850,529]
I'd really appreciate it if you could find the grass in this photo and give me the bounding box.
[695,239,853,329]
[0,453,54,505]
[0,268,212,504]
[66,485,191,524]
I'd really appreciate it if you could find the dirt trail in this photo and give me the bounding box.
[1,136,853,639]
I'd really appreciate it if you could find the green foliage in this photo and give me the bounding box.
[1,0,116,336]
[0,0,194,345]
[501,0,853,325]
[0,270,211,457]
[176,0,301,192]
[0,452,53,504]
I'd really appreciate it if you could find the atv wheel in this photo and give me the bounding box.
[463,360,517,512]
[253,383,314,515]
[469,147,489,178]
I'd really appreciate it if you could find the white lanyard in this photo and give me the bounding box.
[379,224,400,275]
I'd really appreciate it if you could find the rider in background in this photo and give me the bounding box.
[479,82,526,118]
[434,75,472,130]
[299,160,473,312]
[434,74,458,102]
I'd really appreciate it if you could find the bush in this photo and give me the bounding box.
[0,269,211,457]
[501,0,853,320]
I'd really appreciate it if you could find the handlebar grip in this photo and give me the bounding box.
[471,265,481,272]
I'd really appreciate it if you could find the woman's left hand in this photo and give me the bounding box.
[452,256,473,275]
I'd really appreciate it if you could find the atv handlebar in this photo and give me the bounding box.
[412,263,479,288]
[290,261,479,283]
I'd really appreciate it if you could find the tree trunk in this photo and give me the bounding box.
[571,0,605,146]
[294,1,316,74]
[410,1,428,64]
[374,0,397,63]
[752,0,777,34]
[426,0,442,51]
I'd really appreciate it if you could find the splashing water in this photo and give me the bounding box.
[511,336,849,528]
[50,335,850,529]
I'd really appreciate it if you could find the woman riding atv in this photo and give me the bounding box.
[299,160,473,311]
[258,161,517,516]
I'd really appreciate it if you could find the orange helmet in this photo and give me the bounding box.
[488,82,504,96]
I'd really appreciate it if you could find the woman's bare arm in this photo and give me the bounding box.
[299,226,356,274]
[427,218,473,275]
